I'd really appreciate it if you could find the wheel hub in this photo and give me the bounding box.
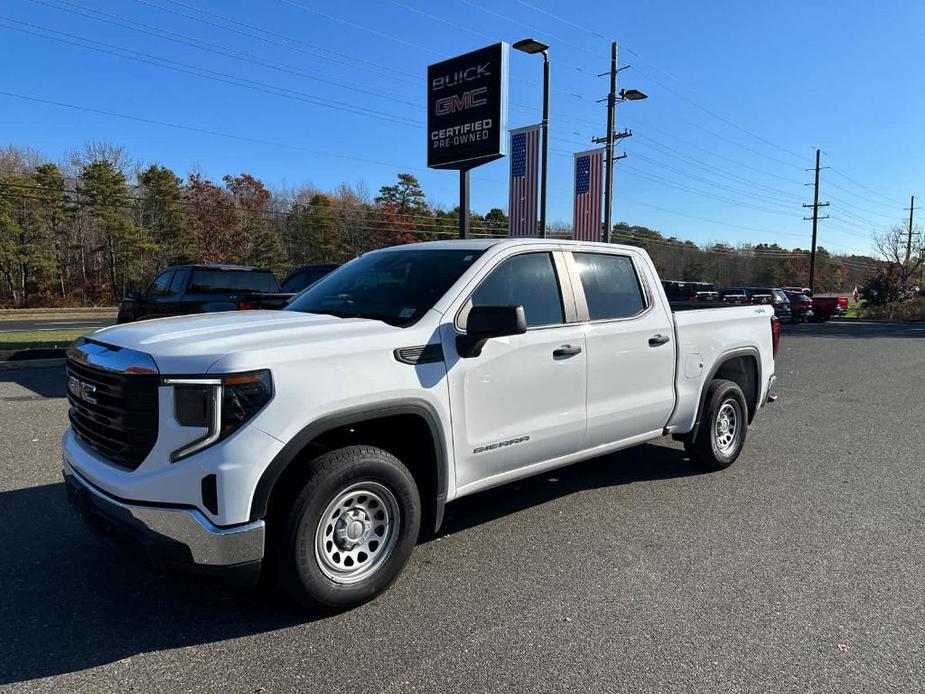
[714,400,738,452]
[333,508,371,549]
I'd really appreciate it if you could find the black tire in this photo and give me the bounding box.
[271,445,421,612]
[685,379,748,471]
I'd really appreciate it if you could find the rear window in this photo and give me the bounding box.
[575,253,646,320]
[188,270,279,294]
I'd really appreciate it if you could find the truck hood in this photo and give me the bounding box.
[90,310,405,374]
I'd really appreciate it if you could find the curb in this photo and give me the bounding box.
[0,357,66,371]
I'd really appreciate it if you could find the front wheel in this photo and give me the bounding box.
[685,379,748,471]
[272,445,421,611]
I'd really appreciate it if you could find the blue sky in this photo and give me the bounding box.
[1,0,923,256]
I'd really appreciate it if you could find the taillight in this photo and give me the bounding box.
[237,300,255,310]
[771,316,781,358]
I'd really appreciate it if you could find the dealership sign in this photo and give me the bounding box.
[427,42,509,170]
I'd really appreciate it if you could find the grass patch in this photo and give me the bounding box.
[0,328,93,355]
[0,308,117,321]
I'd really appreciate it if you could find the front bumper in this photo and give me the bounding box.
[63,460,265,577]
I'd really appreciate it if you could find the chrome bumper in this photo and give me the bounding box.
[63,460,265,567]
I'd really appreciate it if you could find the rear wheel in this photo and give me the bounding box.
[685,379,748,471]
[271,445,420,611]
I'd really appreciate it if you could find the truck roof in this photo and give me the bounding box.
[372,238,644,253]
[170,264,274,272]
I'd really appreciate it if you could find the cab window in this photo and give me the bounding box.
[470,253,564,328]
[574,253,646,320]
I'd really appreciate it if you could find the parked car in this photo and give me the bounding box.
[809,295,848,321]
[280,263,340,294]
[718,288,750,305]
[784,290,814,322]
[661,280,718,303]
[718,287,790,320]
[64,239,779,610]
[116,264,289,324]
[693,290,721,303]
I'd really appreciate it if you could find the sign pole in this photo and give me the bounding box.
[459,168,471,239]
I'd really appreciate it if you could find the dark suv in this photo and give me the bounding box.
[116,264,284,324]
[719,287,791,321]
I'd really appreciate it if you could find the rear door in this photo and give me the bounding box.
[568,250,676,448]
[443,249,587,492]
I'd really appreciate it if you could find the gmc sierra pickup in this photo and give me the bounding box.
[62,239,779,610]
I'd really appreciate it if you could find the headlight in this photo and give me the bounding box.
[165,370,273,462]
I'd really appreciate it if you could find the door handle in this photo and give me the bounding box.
[648,334,671,347]
[553,344,582,359]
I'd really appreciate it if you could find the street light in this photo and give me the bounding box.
[514,37,550,238]
[619,88,648,102]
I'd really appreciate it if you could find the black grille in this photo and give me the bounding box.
[66,359,159,470]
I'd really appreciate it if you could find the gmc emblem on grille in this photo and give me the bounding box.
[68,376,97,404]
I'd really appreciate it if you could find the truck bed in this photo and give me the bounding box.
[666,303,775,435]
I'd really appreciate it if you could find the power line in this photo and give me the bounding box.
[0,17,423,127]
[822,177,907,210]
[133,0,422,85]
[510,0,810,163]
[829,166,905,206]
[32,0,424,110]
[0,90,431,174]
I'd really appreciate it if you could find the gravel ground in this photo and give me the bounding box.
[1,320,924,693]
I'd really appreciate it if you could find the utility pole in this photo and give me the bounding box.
[593,42,635,243]
[802,148,829,294]
[904,195,917,263]
[602,42,618,244]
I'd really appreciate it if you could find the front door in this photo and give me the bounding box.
[442,250,588,493]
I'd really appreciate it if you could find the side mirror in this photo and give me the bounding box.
[457,305,526,358]
[125,290,142,301]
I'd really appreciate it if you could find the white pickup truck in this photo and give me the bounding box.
[62,239,779,609]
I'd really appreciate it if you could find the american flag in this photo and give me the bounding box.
[573,149,604,241]
[508,125,540,237]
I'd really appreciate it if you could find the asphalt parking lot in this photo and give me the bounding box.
[2,321,924,693]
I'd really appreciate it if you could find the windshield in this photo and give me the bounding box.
[285,248,484,326]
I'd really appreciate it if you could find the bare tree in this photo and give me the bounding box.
[873,224,924,289]
[65,141,133,176]
[0,145,46,175]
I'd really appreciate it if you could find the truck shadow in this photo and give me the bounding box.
[0,365,67,399]
[0,441,697,684]
[0,482,305,685]
[437,441,700,537]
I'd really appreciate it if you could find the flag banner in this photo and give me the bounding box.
[573,148,604,242]
[508,125,540,237]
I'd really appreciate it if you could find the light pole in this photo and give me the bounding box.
[513,38,550,238]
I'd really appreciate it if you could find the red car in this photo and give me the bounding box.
[809,296,849,321]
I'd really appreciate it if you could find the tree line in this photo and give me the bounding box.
[0,142,881,308]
